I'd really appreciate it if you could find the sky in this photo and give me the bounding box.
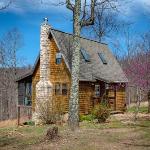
[0,0,150,66]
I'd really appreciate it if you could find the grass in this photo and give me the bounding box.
[0,115,150,150]
[80,118,126,129]
[127,106,148,113]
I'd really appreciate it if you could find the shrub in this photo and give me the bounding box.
[92,103,110,123]
[23,120,35,126]
[79,114,94,122]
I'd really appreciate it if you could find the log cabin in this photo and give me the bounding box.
[16,18,128,117]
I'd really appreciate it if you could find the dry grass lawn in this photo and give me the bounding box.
[0,113,150,150]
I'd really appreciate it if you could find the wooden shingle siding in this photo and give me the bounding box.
[32,37,71,113]
[79,82,94,114]
[32,61,40,111]
[108,85,126,111]
[32,36,96,114]
[32,35,126,114]
[116,88,126,111]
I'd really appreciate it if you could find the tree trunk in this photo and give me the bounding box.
[68,0,81,131]
[134,87,141,121]
[148,90,150,113]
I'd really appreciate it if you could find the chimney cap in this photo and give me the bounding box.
[43,17,48,24]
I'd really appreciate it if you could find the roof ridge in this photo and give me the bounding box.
[51,28,107,45]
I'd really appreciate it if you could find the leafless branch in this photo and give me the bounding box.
[81,0,87,20]
[0,0,12,10]
[80,0,96,27]
[66,0,74,11]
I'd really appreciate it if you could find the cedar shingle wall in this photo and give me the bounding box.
[116,88,126,111]
[32,37,71,113]
[32,61,40,111]
[32,36,95,114]
[32,36,126,114]
[79,82,94,114]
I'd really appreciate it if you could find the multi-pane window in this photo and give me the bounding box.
[24,82,32,106]
[56,52,62,64]
[62,83,68,95]
[55,83,61,95]
[95,84,100,97]
[55,83,68,95]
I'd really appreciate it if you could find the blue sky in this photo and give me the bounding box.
[0,0,150,65]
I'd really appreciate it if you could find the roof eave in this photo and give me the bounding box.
[15,71,33,82]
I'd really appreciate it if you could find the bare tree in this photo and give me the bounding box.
[0,28,23,120]
[140,32,150,113]
[81,0,132,44]
[84,1,121,42]
[119,30,150,113]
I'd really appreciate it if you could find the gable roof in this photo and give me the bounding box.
[17,28,128,83]
[51,28,128,83]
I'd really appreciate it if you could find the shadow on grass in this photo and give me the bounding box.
[0,135,19,147]
[123,142,150,148]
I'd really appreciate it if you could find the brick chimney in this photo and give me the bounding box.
[33,18,53,124]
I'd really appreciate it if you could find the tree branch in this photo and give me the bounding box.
[81,0,87,20]
[66,0,74,11]
[80,0,96,27]
[0,0,12,10]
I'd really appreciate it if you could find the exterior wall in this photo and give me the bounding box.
[79,82,94,114]
[108,85,126,111]
[116,87,126,111]
[32,35,126,114]
[32,36,71,113]
[32,61,40,111]
[32,36,95,114]
[50,37,71,113]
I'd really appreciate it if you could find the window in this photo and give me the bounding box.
[98,53,107,64]
[56,52,62,64]
[80,48,90,62]
[105,83,109,89]
[95,84,100,97]
[24,82,32,106]
[55,83,68,95]
[62,83,68,95]
[55,83,61,95]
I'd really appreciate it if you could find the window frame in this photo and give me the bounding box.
[62,83,68,95]
[56,52,62,64]
[54,83,68,96]
[55,83,61,95]
[95,84,100,97]
[24,82,32,106]
[80,48,91,62]
[98,53,107,64]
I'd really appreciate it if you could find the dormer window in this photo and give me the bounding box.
[56,52,62,64]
